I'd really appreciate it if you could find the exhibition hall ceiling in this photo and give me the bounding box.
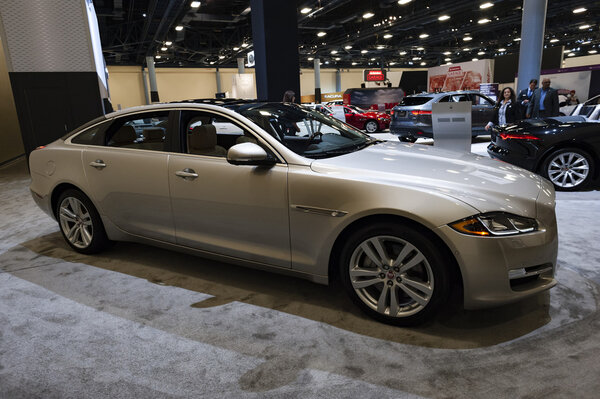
[94,0,600,68]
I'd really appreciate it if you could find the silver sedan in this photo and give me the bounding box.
[29,102,558,326]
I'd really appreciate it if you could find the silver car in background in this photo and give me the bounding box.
[29,102,557,326]
[390,90,496,142]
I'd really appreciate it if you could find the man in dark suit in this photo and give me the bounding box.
[527,78,559,118]
[517,79,537,118]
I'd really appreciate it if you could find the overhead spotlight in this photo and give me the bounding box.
[241,43,249,47]
[384,34,393,39]
[361,50,368,54]
[233,47,239,51]
[399,51,407,55]
[335,57,341,61]
[472,58,478,61]
[443,51,451,55]
[370,57,376,61]
[317,31,327,37]
[573,7,587,13]
[445,62,453,65]
[161,47,167,51]
[579,25,591,30]
[389,62,396,65]
[175,25,184,31]
[300,7,312,14]
[308,57,314,61]
[480,2,493,9]
[478,51,485,55]
[218,55,225,59]
[352,62,358,65]
[419,33,429,38]
[345,45,353,49]
[165,41,172,46]
[420,62,426,66]
[331,50,338,54]
[498,48,506,52]
[463,48,470,51]
[589,50,598,54]
[463,36,473,41]
[155,55,161,59]
[416,47,424,50]
[550,38,559,43]
[363,12,374,19]
[445,58,451,61]
[567,52,575,57]
[325,61,330,64]
[377,45,385,49]
[478,19,491,24]
[398,0,412,4]
[191,1,201,8]
[513,37,521,41]
[412,56,421,60]
[438,15,450,21]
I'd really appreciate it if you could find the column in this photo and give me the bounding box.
[237,58,245,74]
[516,0,548,93]
[216,67,222,94]
[145,56,159,102]
[336,68,342,92]
[314,58,321,103]
[250,0,300,102]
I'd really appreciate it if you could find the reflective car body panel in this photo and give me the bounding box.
[29,102,558,311]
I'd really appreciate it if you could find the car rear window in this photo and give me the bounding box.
[400,97,432,106]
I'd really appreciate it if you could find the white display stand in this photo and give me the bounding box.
[432,102,472,153]
[231,74,256,99]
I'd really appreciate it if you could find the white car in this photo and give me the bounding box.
[569,94,600,121]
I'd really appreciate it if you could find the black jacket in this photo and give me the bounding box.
[490,100,520,125]
[527,87,560,117]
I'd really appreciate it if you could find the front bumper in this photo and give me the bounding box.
[436,196,558,309]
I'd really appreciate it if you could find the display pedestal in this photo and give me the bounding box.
[432,102,472,153]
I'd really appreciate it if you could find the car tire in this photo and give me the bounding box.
[364,120,378,133]
[338,223,450,326]
[541,147,594,191]
[56,189,111,254]
[399,136,417,143]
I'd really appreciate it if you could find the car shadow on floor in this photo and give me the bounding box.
[15,231,553,349]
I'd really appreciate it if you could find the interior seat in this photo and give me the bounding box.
[235,135,258,145]
[188,125,226,156]
[141,127,165,150]
[109,125,137,147]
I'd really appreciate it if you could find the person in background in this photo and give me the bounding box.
[485,87,520,131]
[567,90,579,105]
[517,79,537,119]
[282,90,295,103]
[527,78,559,118]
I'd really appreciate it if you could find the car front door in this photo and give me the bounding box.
[81,110,176,243]
[168,110,291,268]
[470,93,495,130]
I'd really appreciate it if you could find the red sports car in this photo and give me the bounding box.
[332,105,391,133]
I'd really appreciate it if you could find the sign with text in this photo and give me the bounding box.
[479,83,499,101]
[363,69,386,82]
[428,59,493,92]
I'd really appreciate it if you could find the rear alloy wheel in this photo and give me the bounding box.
[339,223,450,326]
[542,148,594,191]
[364,120,379,133]
[57,189,110,254]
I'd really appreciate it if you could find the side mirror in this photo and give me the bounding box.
[227,142,276,166]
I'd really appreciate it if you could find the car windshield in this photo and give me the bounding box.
[234,103,373,159]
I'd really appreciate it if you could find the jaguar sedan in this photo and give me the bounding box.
[29,102,558,326]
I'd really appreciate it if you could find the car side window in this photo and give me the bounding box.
[71,121,110,145]
[471,94,494,106]
[438,96,451,103]
[181,111,264,157]
[106,111,169,151]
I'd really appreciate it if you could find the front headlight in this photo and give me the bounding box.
[449,212,538,236]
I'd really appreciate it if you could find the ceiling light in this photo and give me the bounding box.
[445,57,451,61]
[210,61,215,64]
[389,62,396,65]
[300,7,312,14]
[377,45,385,49]
[398,0,412,4]
[463,48,470,51]
[331,50,338,54]
[513,37,521,41]
[241,43,249,47]
[161,47,167,51]
[550,38,559,43]
[399,51,407,55]
[573,7,587,13]
[589,50,598,54]
[233,47,239,51]
[384,34,393,39]
[478,18,491,24]
[361,50,368,54]
[443,51,451,55]
[345,45,352,49]
[438,15,450,21]
[317,31,327,37]
[472,58,478,61]
[175,25,184,31]
[568,52,575,57]
[308,57,314,61]
[191,1,201,7]
[498,48,506,52]
[463,36,473,41]
[581,40,591,44]
[352,62,358,65]
[445,62,452,65]
[419,33,429,38]
[370,57,376,61]
[335,57,341,61]
[412,57,421,60]
[165,41,172,46]
[363,12,374,19]
[420,62,426,66]
[478,51,485,55]
[480,2,493,9]
[155,55,161,59]
[579,25,591,30]
[218,55,225,59]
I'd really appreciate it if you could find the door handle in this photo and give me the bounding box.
[89,160,106,169]
[175,168,198,179]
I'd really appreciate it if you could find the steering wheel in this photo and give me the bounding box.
[307,131,323,145]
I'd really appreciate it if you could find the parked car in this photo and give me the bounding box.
[29,102,557,326]
[330,104,391,133]
[390,90,496,142]
[487,116,598,191]
[569,94,600,121]
[304,103,334,117]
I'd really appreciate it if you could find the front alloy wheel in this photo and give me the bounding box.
[339,224,450,326]
[543,148,593,191]
[365,120,378,133]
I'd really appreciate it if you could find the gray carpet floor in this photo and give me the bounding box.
[1,154,599,398]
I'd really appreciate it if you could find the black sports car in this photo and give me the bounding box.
[487,116,600,191]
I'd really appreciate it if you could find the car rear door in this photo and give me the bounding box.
[167,109,291,268]
[81,110,176,243]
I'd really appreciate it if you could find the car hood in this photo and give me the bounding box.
[310,141,543,218]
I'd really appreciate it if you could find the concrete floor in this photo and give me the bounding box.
[1,142,600,398]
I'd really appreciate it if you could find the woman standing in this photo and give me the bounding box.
[485,87,520,131]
